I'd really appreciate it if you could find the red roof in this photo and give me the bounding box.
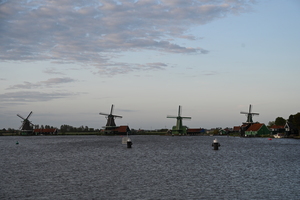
[233,126,240,131]
[246,123,264,132]
[113,126,130,133]
[269,125,284,129]
[187,128,203,133]
[33,128,57,133]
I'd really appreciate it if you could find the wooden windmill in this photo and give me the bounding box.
[167,105,191,135]
[240,104,259,123]
[99,104,122,131]
[17,111,34,135]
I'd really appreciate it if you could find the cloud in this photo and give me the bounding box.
[201,71,219,76]
[94,62,168,76]
[0,0,255,74]
[43,68,65,75]
[0,91,77,102]
[7,77,76,90]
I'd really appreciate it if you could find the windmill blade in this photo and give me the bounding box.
[19,123,24,130]
[17,114,26,120]
[99,112,109,116]
[249,105,252,113]
[182,117,192,119]
[240,111,248,114]
[178,105,181,117]
[167,115,177,118]
[252,113,259,115]
[26,111,33,120]
[110,104,114,115]
[113,115,122,118]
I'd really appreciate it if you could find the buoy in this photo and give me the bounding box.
[16,141,19,145]
[268,138,272,140]
[212,138,220,150]
[127,138,132,148]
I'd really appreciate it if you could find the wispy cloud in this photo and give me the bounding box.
[0,0,255,74]
[201,71,219,76]
[7,77,76,90]
[0,91,77,102]
[43,67,65,75]
[94,62,168,76]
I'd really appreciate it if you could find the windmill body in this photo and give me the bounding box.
[167,105,191,135]
[240,104,259,137]
[100,105,122,132]
[240,104,259,124]
[17,111,34,135]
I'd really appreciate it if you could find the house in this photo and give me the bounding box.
[219,129,228,135]
[233,126,241,133]
[269,125,285,135]
[244,123,270,137]
[240,123,252,137]
[33,128,58,135]
[284,122,299,136]
[187,128,205,135]
[102,125,131,135]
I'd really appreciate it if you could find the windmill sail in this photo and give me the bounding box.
[17,111,34,134]
[100,104,122,128]
[240,104,259,123]
[167,105,191,135]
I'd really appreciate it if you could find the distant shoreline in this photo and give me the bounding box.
[1,132,300,139]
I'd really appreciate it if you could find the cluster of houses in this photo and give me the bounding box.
[232,122,298,137]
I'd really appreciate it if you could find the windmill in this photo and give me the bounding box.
[240,104,259,123]
[99,104,122,131]
[17,111,34,134]
[167,105,191,135]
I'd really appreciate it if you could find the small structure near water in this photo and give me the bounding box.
[122,132,132,148]
[127,138,132,148]
[212,139,220,150]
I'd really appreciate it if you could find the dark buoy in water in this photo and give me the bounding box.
[212,139,220,150]
[127,138,132,148]
[16,141,19,145]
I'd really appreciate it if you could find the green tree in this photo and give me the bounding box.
[293,113,300,129]
[275,117,286,126]
[288,114,294,123]
[268,121,275,127]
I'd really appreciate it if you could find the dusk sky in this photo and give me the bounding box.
[1,0,299,130]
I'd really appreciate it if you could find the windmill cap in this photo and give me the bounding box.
[213,139,218,143]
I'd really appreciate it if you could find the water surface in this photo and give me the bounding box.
[1,135,299,199]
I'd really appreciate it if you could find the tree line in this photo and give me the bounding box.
[268,112,300,129]
[60,124,98,133]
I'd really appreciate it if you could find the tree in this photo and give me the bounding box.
[287,113,300,136]
[268,121,275,127]
[275,117,286,126]
[293,113,300,129]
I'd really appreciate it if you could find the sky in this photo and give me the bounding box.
[1,0,299,130]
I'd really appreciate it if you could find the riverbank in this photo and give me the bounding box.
[1,131,300,139]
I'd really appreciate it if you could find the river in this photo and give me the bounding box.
[1,135,299,199]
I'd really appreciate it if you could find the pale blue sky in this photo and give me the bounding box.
[1,0,299,130]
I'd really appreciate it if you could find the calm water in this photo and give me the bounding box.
[1,135,299,200]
